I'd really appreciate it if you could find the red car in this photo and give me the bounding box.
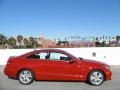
[4,49,112,86]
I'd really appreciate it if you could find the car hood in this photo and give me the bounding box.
[81,59,108,66]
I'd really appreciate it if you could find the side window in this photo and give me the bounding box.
[39,53,49,59]
[50,52,71,61]
[50,53,60,60]
[27,52,50,60]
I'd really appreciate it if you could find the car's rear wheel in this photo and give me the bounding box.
[88,70,105,86]
[18,69,34,85]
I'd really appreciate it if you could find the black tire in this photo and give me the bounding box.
[18,69,34,85]
[88,70,105,86]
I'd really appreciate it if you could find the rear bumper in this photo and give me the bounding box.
[4,64,17,78]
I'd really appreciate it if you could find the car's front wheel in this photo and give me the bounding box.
[88,70,105,86]
[18,69,34,85]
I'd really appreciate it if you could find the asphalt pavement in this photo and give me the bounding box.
[0,65,120,90]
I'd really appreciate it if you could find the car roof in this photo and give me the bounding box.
[36,48,65,52]
[19,48,77,59]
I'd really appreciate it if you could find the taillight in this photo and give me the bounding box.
[7,56,17,64]
[7,58,13,64]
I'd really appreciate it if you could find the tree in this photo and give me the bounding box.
[71,36,73,40]
[95,37,99,42]
[8,37,16,45]
[95,42,101,47]
[64,38,67,41]
[85,37,87,40]
[102,36,105,40]
[90,37,92,39]
[112,37,115,40]
[92,37,95,41]
[116,36,120,46]
[116,36,120,42]
[57,38,60,41]
[17,35,23,46]
[99,37,102,40]
[23,38,29,48]
[101,41,106,47]
[28,37,39,48]
[105,36,108,40]
[0,34,7,45]
[29,37,35,46]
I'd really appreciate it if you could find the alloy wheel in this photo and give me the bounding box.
[18,69,34,85]
[88,70,104,86]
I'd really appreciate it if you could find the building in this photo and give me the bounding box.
[38,36,56,48]
[68,40,96,47]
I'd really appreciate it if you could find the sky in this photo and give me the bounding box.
[0,0,120,39]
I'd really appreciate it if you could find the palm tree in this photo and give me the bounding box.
[105,36,108,40]
[85,37,87,40]
[77,36,79,39]
[99,37,102,40]
[0,34,7,45]
[66,37,69,41]
[116,36,120,42]
[92,37,95,41]
[89,36,92,41]
[23,38,29,48]
[102,36,105,40]
[29,37,39,48]
[80,37,83,40]
[116,36,120,46]
[8,37,16,45]
[64,38,67,41]
[57,38,60,41]
[112,37,115,40]
[17,35,23,46]
[29,37,35,46]
[54,38,56,41]
[71,36,73,40]
[95,37,99,42]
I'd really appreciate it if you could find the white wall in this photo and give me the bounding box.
[0,47,120,65]
[0,49,34,65]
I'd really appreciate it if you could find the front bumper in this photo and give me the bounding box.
[105,70,112,80]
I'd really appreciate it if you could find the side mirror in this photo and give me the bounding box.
[69,60,75,64]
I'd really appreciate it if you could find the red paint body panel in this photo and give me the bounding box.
[4,49,112,81]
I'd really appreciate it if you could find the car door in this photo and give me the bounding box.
[42,52,83,80]
[25,51,83,81]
